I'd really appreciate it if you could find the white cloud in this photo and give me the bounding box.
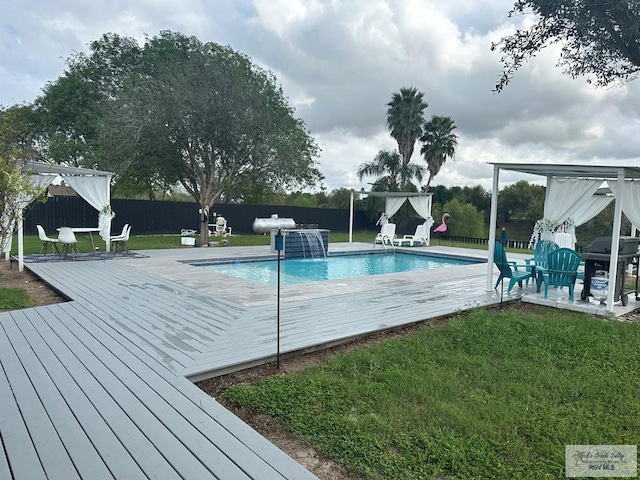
[2,0,640,193]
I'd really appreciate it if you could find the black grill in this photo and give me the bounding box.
[580,236,639,305]
[583,236,640,257]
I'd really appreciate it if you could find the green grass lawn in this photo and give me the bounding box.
[0,287,34,311]
[224,305,640,480]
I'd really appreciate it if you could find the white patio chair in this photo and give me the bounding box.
[57,227,79,260]
[36,225,60,255]
[109,224,129,242]
[111,225,131,254]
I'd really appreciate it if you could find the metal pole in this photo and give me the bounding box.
[486,165,500,290]
[348,190,354,243]
[277,247,281,369]
[274,229,283,369]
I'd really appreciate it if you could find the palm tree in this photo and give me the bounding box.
[357,149,425,192]
[386,87,428,168]
[420,115,458,190]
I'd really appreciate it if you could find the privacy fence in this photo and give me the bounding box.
[24,197,554,250]
[23,197,379,236]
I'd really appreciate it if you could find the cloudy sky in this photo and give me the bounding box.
[3,0,640,192]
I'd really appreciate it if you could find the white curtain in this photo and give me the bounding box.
[544,178,604,222]
[570,195,613,227]
[408,196,434,232]
[408,196,432,220]
[64,175,113,240]
[1,175,52,253]
[607,180,640,228]
[543,177,608,246]
[385,197,407,219]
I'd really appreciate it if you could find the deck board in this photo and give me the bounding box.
[1,317,82,480]
[182,273,500,379]
[0,326,48,480]
[1,297,316,479]
[0,434,14,480]
[51,301,308,479]
[38,303,251,480]
[19,305,186,480]
[11,308,143,480]
[3,310,113,480]
[29,261,246,368]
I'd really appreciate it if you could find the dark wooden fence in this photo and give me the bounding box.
[27,197,559,250]
[23,197,378,235]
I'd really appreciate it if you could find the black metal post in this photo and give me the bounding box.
[274,229,284,369]
[277,247,281,369]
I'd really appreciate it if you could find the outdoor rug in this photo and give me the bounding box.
[16,251,148,264]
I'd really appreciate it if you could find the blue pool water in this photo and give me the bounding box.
[199,252,480,286]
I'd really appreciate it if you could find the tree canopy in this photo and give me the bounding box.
[493,0,640,91]
[497,180,545,223]
[36,31,322,242]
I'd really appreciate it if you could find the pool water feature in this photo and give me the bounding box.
[199,251,481,286]
[279,229,329,259]
[297,231,326,258]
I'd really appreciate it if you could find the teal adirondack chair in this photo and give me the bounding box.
[536,248,582,301]
[527,240,559,291]
[493,242,534,292]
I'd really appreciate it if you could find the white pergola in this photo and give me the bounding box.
[486,162,640,312]
[3,161,114,271]
[348,190,434,243]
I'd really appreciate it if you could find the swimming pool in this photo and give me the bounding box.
[198,252,481,286]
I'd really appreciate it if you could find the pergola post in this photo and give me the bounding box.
[606,169,625,312]
[348,190,354,243]
[486,165,500,291]
[17,216,24,272]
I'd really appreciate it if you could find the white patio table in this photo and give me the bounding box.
[57,227,101,253]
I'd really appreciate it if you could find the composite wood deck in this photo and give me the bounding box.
[6,243,630,479]
[2,258,321,479]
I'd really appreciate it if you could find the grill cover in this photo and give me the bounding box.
[583,236,640,255]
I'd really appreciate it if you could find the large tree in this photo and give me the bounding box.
[420,115,458,190]
[386,87,428,167]
[497,180,545,223]
[0,105,45,162]
[36,34,142,167]
[34,32,322,241]
[492,0,640,92]
[98,31,322,244]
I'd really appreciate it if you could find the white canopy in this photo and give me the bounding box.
[2,161,114,271]
[486,162,640,313]
[348,190,434,243]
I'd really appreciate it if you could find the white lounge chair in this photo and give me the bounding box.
[393,223,428,247]
[374,223,396,245]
